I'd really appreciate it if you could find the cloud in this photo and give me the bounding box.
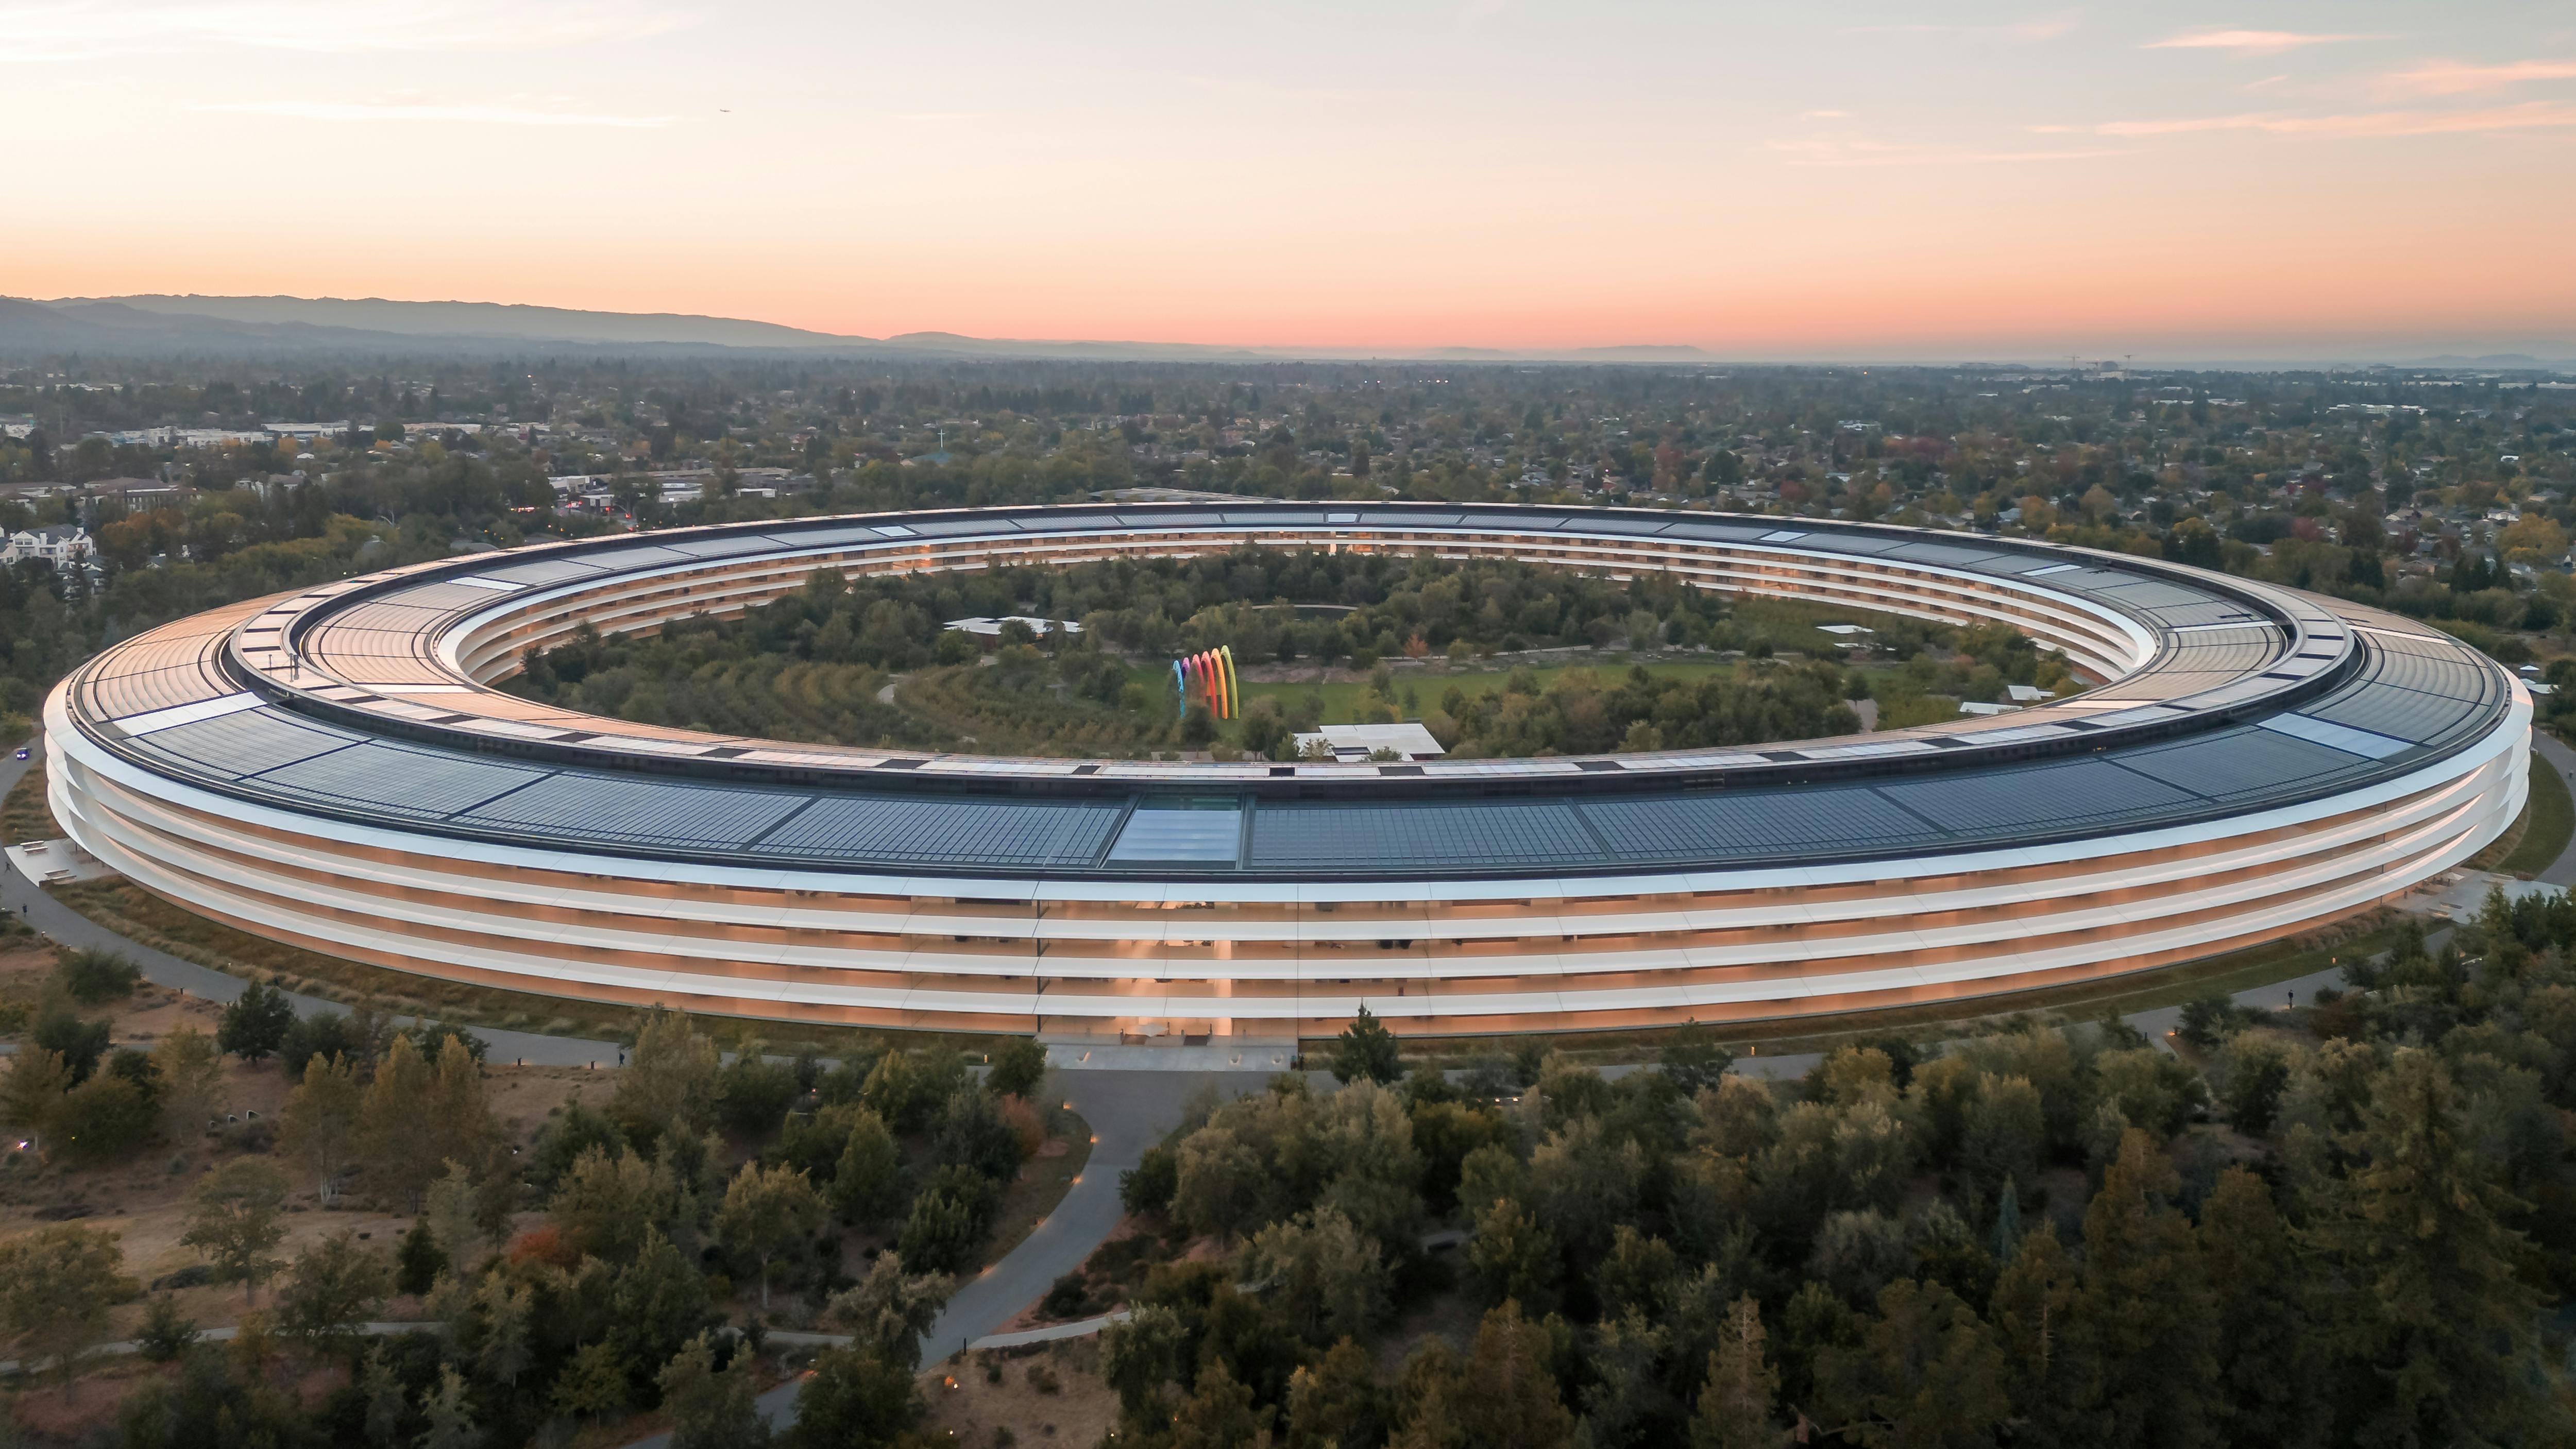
[0,0,692,62]
[1843,13,2076,42]
[1770,136,2125,167]
[2092,100,2576,138]
[196,99,672,127]
[2145,29,2369,56]
[2380,59,2576,96]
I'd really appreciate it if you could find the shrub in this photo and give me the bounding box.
[54,949,140,1005]
[1120,1145,1178,1215]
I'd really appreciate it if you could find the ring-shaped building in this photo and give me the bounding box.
[43,503,2528,1041]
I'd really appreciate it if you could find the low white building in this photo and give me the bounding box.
[1291,722,1447,762]
[942,616,1083,639]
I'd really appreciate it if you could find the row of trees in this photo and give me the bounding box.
[1084,904,2576,1447]
[0,1008,1060,1447]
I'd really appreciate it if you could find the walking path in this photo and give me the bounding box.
[1,747,629,1068]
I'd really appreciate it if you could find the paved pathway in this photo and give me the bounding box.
[1,742,628,1067]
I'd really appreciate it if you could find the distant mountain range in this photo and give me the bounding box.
[0,295,2568,371]
[0,294,1720,364]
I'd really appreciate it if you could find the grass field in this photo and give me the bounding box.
[2491,748,2574,878]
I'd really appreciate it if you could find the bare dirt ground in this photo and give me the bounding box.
[919,1337,1118,1447]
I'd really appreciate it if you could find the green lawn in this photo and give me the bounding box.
[2494,747,2575,878]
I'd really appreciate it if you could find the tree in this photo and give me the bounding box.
[615,1008,719,1145]
[786,1345,918,1449]
[149,1023,225,1141]
[395,1218,447,1297]
[1449,1302,1577,1449]
[1173,1126,1264,1241]
[1466,1197,1558,1313]
[2311,1048,2557,1445]
[217,981,295,1063]
[611,1229,717,1388]
[552,1339,632,1420]
[552,1146,683,1264]
[2197,1166,2327,1447]
[54,947,140,1005]
[1170,1359,1269,1449]
[1692,1296,1785,1449]
[1241,1205,1388,1344]
[895,1178,985,1275]
[474,1275,533,1387]
[273,1231,391,1362]
[1661,1022,1735,1098]
[1815,1279,2009,1449]
[417,1365,480,1449]
[829,1106,904,1224]
[181,1157,288,1302]
[826,1251,955,1371]
[717,1162,826,1309]
[1286,1337,1391,1449]
[1,1047,71,1154]
[986,1037,1048,1100]
[54,1070,156,1164]
[715,1039,800,1136]
[1332,1005,1402,1085]
[32,1003,110,1083]
[426,1033,498,1167]
[279,1051,362,1205]
[2065,1129,2218,1448]
[425,1160,490,1272]
[657,1331,771,1449]
[0,1223,138,1385]
[357,1034,437,1210]
[931,1086,1023,1181]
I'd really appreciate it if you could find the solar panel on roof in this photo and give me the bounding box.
[250,743,550,817]
[659,535,790,558]
[457,773,809,846]
[1877,759,2198,833]
[132,708,359,778]
[2109,727,2369,799]
[1250,802,1601,870]
[1580,788,1937,860]
[474,557,606,585]
[1889,543,2004,566]
[2307,689,2482,747]
[753,795,1121,866]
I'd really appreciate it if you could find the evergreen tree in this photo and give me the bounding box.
[2065,1130,2218,1449]
[1331,1005,1402,1085]
[391,1220,444,1298]
[1690,1295,1785,1449]
[2312,1049,2559,1445]
[2197,1167,2326,1448]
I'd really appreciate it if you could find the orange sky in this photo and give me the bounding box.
[7,2,2573,357]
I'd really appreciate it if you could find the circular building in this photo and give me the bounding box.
[43,504,2528,1042]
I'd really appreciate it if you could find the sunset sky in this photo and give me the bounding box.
[6,0,2572,359]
